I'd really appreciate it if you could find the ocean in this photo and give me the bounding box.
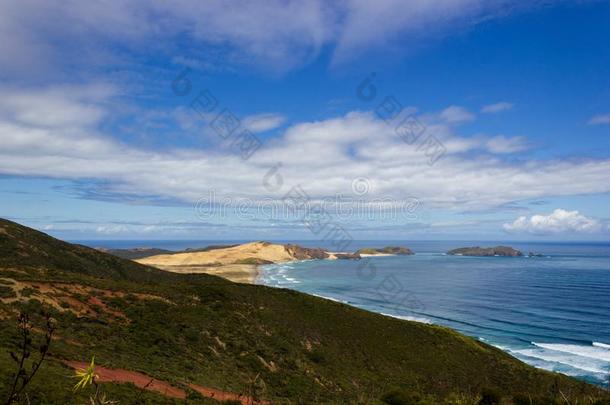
[81,239,610,385]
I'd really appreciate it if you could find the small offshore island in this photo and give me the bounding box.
[447,246,524,257]
[356,246,414,256]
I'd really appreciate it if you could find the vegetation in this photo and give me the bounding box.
[447,246,523,257]
[233,258,274,265]
[104,245,241,260]
[0,218,607,404]
[356,247,414,255]
[100,248,173,260]
[4,312,54,404]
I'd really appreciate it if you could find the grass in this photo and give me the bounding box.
[233,258,274,265]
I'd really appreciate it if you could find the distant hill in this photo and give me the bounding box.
[99,244,242,260]
[447,246,523,257]
[0,218,605,404]
[96,247,174,260]
[356,246,414,256]
[0,219,174,282]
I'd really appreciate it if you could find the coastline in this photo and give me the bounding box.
[150,254,399,284]
[132,242,425,284]
[358,253,396,257]
[254,251,610,386]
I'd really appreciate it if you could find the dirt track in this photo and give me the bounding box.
[62,360,266,404]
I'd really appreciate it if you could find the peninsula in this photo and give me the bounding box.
[134,243,415,283]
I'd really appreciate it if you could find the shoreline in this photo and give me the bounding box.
[256,258,610,386]
[152,254,400,285]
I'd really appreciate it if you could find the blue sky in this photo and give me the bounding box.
[0,0,609,241]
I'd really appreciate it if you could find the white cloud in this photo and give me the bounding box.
[503,209,603,234]
[485,135,529,154]
[588,114,610,126]
[0,84,113,128]
[439,106,475,124]
[96,225,131,235]
[481,102,513,114]
[331,1,542,64]
[243,113,286,133]
[1,85,610,213]
[0,0,559,75]
[96,224,160,235]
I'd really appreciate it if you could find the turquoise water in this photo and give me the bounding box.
[258,242,610,385]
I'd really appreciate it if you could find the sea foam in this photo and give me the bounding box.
[516,349,607,375]
[381,312,433,324]
[532,342,610,362]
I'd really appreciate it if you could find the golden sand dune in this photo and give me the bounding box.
[136,242,300,283]
[137,241,294,267]
[136,242,409,283]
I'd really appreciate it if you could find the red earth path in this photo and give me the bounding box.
[61,360,267,404]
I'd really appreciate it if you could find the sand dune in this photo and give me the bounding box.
[136,242,414,283]
[136,242,298,283]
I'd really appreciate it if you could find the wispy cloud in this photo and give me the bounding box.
[0,0,566,76]
[485,135,530,154]
[587,114,610,126]
[503,209,604,234]
[243,113,286,133]
[439,105,475,124]
[481,102,513,114]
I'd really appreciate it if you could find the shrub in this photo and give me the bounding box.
[306,349,325,364]
[382,389,411,405]
[0,285,16,298]
[478,388,502,405]
[20,287,37,297]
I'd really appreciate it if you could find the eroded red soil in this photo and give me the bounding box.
[61,360,266,404]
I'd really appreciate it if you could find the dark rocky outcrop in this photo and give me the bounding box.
[334,252,362,260]
[528,252,544,257]
[284,244,330,260]
[447,246,523,257]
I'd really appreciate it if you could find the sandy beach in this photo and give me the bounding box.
[357,253,395,257]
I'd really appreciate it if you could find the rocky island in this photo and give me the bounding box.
[356,246,414,256]
[447,246,523,257]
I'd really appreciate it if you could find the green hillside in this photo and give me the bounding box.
[0,218,607,404]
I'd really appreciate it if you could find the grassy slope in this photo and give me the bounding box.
[0,218,606,404]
